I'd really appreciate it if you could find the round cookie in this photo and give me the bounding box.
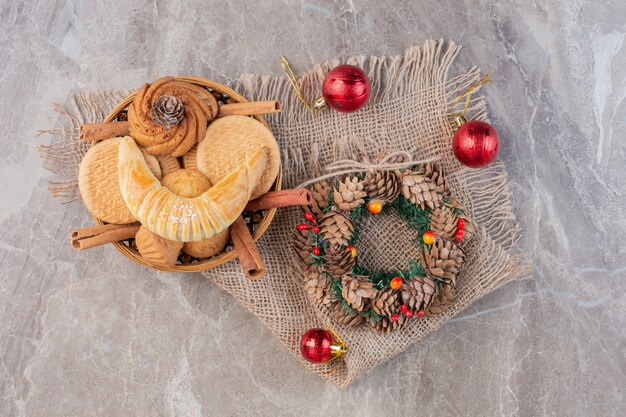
[161,169,229,258]
[196,115,280,199]
[156,155,181,177]
[135,226,183,267]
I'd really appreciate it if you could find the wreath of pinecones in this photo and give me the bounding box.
[292,160,475,334]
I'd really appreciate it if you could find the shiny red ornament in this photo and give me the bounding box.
[317,65,370,112]
[297,223,311,231]
[303,212,317,223]
[300,328,346,363]
[452,117,500,168]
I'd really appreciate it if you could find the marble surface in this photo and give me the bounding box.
[1,0,625,416]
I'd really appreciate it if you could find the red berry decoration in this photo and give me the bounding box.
[300,328,347,363]
[455,229,465,243]
[405,310,413,318]
[452,116,500,168]
[389,277,404,290]
[314,65,371,113]
[312,226,321,234]
[391,314,399,322]
[312,246,320,256]
[399,304,408,313]
[457,218,465,229]
[303,212,317,223]
[297,223,311,231]
[417,310,425,317]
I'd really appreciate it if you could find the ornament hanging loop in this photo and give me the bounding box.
[450,73,492,122]
[280,56,314,113]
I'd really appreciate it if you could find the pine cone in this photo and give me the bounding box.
[333,176,366,211]
[426,282,455,316]
[401,163,447,210]
[332,303,364,327]
[367,314,406,334]
[401,276,436,312]
[323,244,355,276]
[430,205,458,240]
[292,229,313,264]
[151,95,185,129]
[320,210,354,245]
[444,197,475,242]
[303,268,335,309]
[363,170,401,202]
[422,239,465,285]
[371,288,398,317]
[341,275,378,311]
[308,181,332,217]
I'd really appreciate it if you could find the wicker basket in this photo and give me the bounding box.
[96,76,282,272]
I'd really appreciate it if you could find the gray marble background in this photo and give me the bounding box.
[1,0,625,416]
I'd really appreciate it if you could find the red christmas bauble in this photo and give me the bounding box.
[452,120,500,168]
[300,328,333,363]
[321,65,370,112]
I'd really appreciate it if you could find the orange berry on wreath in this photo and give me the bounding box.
[347,245,357,258]
[422,231,436,245]
[389,277,404,290]
[367,200,383,214]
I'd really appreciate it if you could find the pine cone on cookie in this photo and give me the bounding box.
[341,275,378,312]
[371,288,398,318]
[401,163,447,210]
[425,282,455,316]
[308,181,332,217]
[422,239,465,285]
[332,303,365,327]
[363,170,401,202]
[292,229,314,264]
[367,314,406,334]
[401,276,436,312]
[151,95,185,129]
[333,176,366,211]
[303,267,335,310]
[320,210,354,246]
[323,244,356,276]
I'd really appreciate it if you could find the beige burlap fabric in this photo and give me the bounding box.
[40,40,530,386]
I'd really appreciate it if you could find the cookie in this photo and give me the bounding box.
[182,144,198,169]
[161,168,229,257]
[156,155,181,177]
[141,148,162,180]
[196,115,280,199]
[135,226,183,267]
[78,136,160,224]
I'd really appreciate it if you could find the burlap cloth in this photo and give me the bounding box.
[40,40,530,387]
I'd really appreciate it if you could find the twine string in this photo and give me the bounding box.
[450,73,491,118]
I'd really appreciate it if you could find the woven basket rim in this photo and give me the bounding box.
[95,76,282,272]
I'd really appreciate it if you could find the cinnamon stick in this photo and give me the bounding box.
[71,222,140,250]
[230,216,266,280]
[218,100,281,118]
[244,189,312,212]
[80,121,130,142]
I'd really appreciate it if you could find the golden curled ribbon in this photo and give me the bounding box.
[450,73,492,119]
[280,56,314,113]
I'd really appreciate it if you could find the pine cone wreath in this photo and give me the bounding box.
[422,239,466,285]
[401,276,436,312]
[401,163,447,210]
[332,302,365,327]
[303,267,335,309]
[320,210,354,245]
[367,314,407,334]
[333,176,366,211]
[308,181,332,217]
[426,282,455,317]
[363,170,401,202]
[443,196,475,242]
[341,275,378,311]
[292,229,313,264]
[371,288,398,317]
[323,244,356,276]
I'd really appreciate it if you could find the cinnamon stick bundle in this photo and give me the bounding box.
[244,189,312,212]
[71,222,140,250]
[80,101,281,142]
[230,216,266,280]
